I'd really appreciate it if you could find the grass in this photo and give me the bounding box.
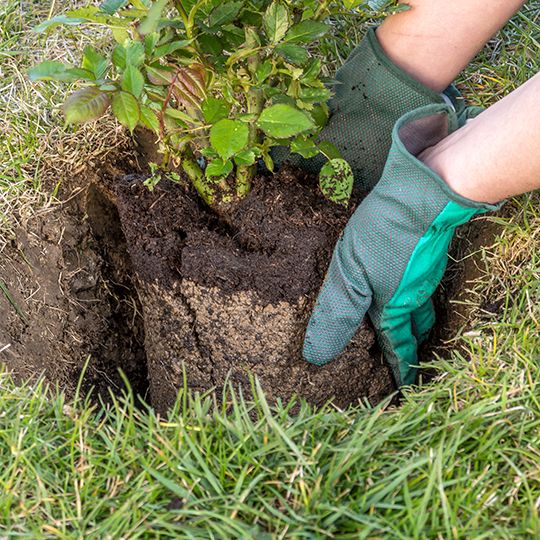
[458,2,540,106]
[0,0,129,251]
[0,281,538,538]
[0,1,539,538]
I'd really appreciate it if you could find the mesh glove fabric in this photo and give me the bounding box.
[303,104,502,386]
[273,28,469,192]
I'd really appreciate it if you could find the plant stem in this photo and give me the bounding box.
[236,26,265,198]
[314,0,331,20]
[187,0,206,40]
[235,166,252,199]
[173,1,189,29]
[181,150,214,206]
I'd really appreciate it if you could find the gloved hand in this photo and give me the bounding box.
[274,28,470,192]
[303,104,501,386]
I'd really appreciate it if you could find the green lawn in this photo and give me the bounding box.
[0,1,539,538]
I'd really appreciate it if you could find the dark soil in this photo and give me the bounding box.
[114,168,393,414]
[0,131,502,412]
[0,165,148,402]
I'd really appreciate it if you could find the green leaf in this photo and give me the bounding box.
[299,86,332,103]
[122,65,145,97]
[112,45,127,69]
[65,8,110,23]
[234,149,258,167]
[261,150,274,173]
[164,107,194,126]
[283,21,329,43]
[291,137,319,159]
[310,104,329,128]
[146,65,175,85]
[257,104,315,138]
[28,61,73,82]
[222,25,245,49]
[263,3,290,44]
[226,46,259,67]
[210,119,249,160]
[154,39,193,58]
[33,15,87,34]
[201,147,219,159]
[240,8,262,26]
[82,47,108,80]
[144,32,160,55]
[198,35,223,57]
[208,2,243,28]
[112,91,140,132]
[205,159,233,179]
[275,44,309,66]
[126,42,146,66]
[100,0,129,14]
[112,26,130,44]
[342,0,367,8]
[271,94,296,107]
[63,87,111,124]
[139,0,168,36]
[256,61,273,84]
[202,97,230,124]
[140,105,160,133]
[319,159,354,207]
[67,68,97,81]
[318,141,341,160]
[303,59,322,81]
[113,41,146,69]
[132,0,152,9]
[368,0,391,10]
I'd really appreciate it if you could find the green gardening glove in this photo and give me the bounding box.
[303,104,501,386]
[273,28,469,192]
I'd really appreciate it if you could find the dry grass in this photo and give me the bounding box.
[458,2,540,105]
[2,1,538,254]
[0,0,132,252]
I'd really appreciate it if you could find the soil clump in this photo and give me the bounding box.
[114,168,393,414]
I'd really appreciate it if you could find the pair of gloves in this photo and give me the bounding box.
[282,29,500,386]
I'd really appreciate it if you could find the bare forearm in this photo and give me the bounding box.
[376,0,526,92]
[420,72,540,203]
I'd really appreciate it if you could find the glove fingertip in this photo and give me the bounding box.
[303,337,333,367]
[302,315,344,367]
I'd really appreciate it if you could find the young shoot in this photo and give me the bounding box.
[28,0,382,207]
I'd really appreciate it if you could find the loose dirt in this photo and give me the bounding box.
[114,168,392,413]
[0,134,500,411]
[0,163,148,401]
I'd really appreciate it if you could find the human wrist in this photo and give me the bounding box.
[419,144,501,205]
